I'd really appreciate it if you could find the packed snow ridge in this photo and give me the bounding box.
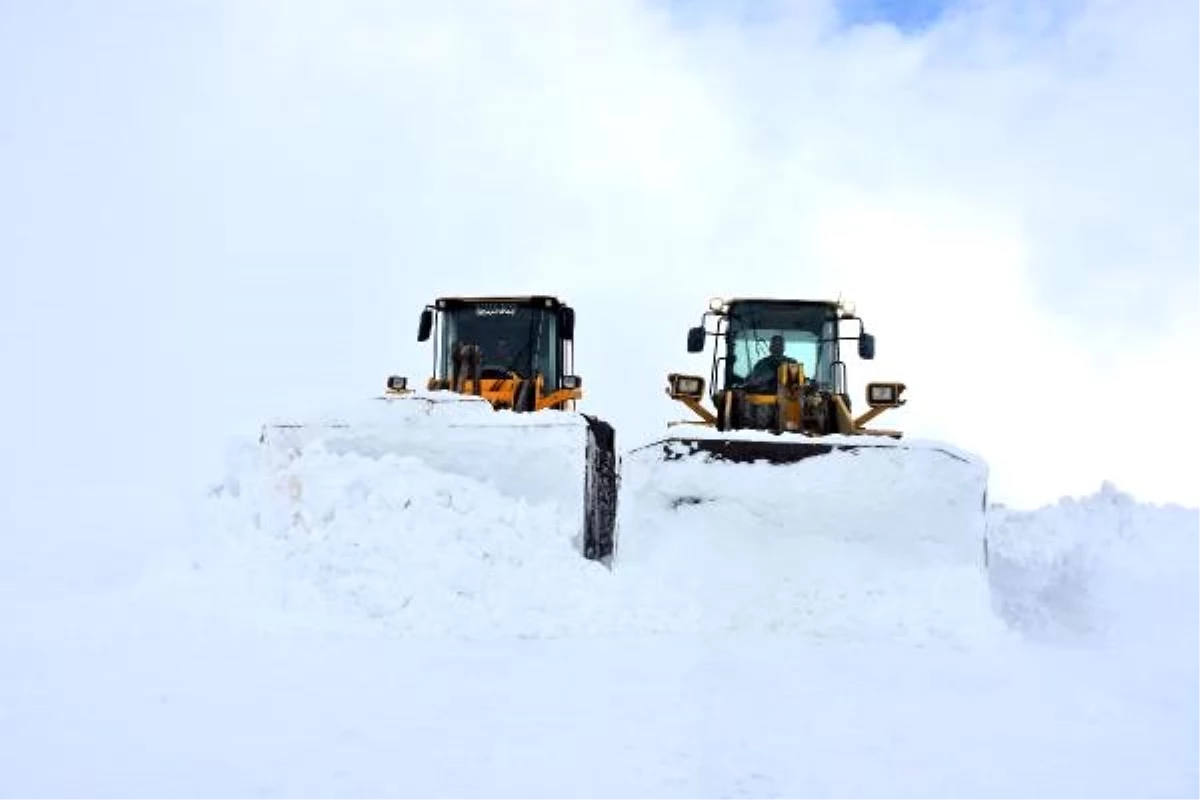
[147,396,1197,654]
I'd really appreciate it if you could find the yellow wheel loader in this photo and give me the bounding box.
[259,295,619,565]
[643,296,965,460]
[399,295,586,413]
[626,296,990,569]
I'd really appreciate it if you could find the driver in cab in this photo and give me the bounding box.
[745,334,798,389]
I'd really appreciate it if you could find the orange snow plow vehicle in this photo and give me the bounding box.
[626,296,991,568]
[260,294,619,565]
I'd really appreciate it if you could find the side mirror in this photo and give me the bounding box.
[858,332,875,360]
[559,306,575,341]
[687,326,706,353]
[417,309,433,342]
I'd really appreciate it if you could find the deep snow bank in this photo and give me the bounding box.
[987,481,1199,649]
[613,432,1001,645]
[260,392,594,513]
[155,400,1005,646]
[166,394,614,638]
[153,399,1197,653]
[5,399,1197,798]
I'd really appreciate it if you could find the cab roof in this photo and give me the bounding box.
[434,295,566,310]
[724,297,840,308]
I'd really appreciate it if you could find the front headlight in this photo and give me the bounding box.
[869,384,894,403]
[386,375,408,392]
[669,373,705,398]
[866,381,905,407]
[561,374,582,389]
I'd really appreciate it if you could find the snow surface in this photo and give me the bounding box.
[1,397,1196,798]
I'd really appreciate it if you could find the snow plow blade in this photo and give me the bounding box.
[646,431,977,467]
[258,392,619,565]
[625,425,990,569]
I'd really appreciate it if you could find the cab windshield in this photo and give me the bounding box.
[724,302,839,388]
[439,303,559,381]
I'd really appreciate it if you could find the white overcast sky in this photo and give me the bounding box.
[1,0,1196,514]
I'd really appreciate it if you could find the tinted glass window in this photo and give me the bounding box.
[440,304,559,381]
[724,302,838,387]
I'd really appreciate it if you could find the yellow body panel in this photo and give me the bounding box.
[425,374,580,411]
[668,361,905,438]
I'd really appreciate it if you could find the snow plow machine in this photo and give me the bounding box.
[258,295,619,565]
[626,296,991,569]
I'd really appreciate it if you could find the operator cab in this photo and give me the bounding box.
[688,298,874,399]
[417,295,579,391]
